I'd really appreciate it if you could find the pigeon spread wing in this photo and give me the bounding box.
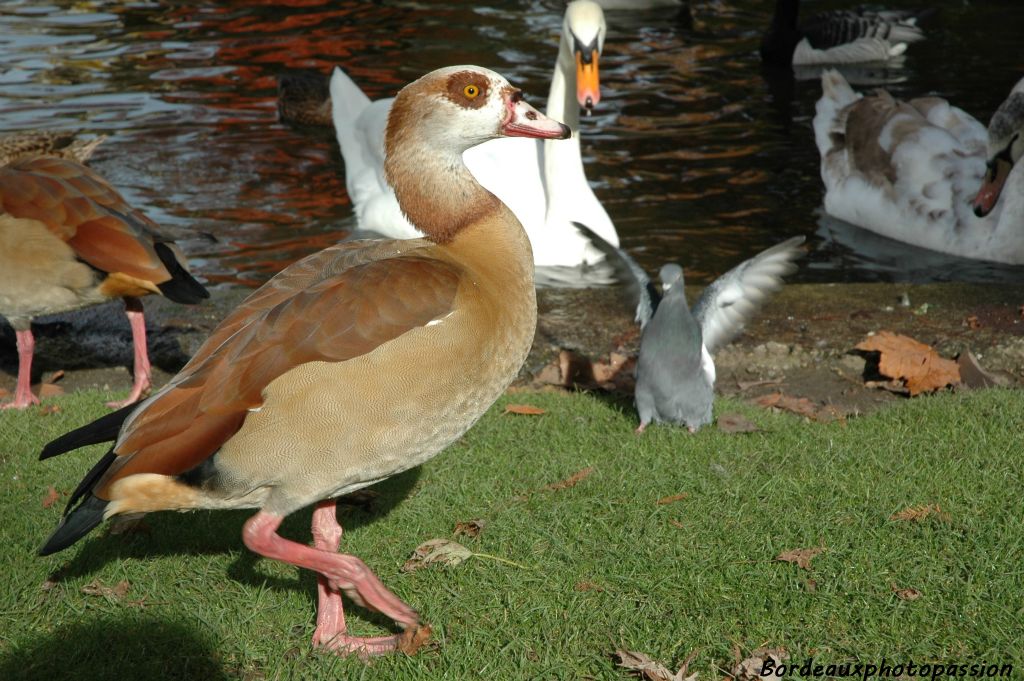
[692,236,805,354]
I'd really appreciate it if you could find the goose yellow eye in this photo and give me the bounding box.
[463,84,480,99]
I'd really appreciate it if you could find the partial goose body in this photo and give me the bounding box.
[761,0,926,67]
[0,157,208,409]
[814,70,1024,264]
[0,130,105,167]
[330,0,618,270]
[40,66,570,657]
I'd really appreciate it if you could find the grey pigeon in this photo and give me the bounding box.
[634,237,805,432]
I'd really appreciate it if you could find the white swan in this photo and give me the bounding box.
[330,0,619,270]
[813,69,1024,264]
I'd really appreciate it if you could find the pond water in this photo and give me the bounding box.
[2,0,1022,288]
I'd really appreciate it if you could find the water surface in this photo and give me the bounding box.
[2,0,1022,287]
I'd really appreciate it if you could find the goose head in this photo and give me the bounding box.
[563,0,607,113]
[384,65,570,242]
[973,77,1024,218]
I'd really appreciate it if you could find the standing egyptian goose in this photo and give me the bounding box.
[39,66,569,656]
[761,0,926,67]
[814,70,1024,264]
[0,157,209,409]
[330,0,617,269]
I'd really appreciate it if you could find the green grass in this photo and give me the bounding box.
[0,388,1022,680]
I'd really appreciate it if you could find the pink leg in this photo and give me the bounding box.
[107,298,152,408]
[243,509,429,657]
[634,421,648,435]
[2,329,40,409]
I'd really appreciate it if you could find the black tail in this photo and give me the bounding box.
[39,494,110,556]
[38,449,118,555]
[40,403,135,461]
[154,242,210,304]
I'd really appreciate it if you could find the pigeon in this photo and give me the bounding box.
[573,224,804,432]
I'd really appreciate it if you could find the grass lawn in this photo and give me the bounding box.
[0,387,1021,680]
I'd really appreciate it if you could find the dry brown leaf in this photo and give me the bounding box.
[396,623,432,655]
[44,369,65,384]
[614,649,698,681]
[891,584,922,601]
[41,486,60,509]
[854,331,960,396]
[505,404,546,416]
[755,392,819,419]
[38,383,64,398]
[544,466,594,491]
[733,647,788,681]
[401,539,473,573]
[717,413,761,434]
[656,493,689,506]
[453,519,486,538]
[964,315,982,329]
[574,581,604,592]
[775,546,823,570]
[37,404,62,415]
[81,579,130,600]
[957,350,1005,389]
[889,503,950,523]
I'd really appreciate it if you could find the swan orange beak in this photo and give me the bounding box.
[972,157,1012,217]
[502,91,571,140]
[576,49,600,113]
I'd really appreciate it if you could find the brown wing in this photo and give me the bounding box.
[0,156,172,285]
[96,239,461,493]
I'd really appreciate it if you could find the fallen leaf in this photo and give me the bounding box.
[81,579,130,600]
[38,383,64,398]
[401,539,473,573]
[717,413,761,434]
[854,331,960,396]
[396,623,432,655]
[668,519,685,529]
[44,370,65,384]
[656,493,689,506]
[38,404,62,415]
[755,393,817,418]
[574,580,604,592]
[889,503,950,523]
[891,584,922,601]
[41,486,60,509]
[775,546,823,570]
[733,647,788,681]
[614,649,698,681]
[544,466,594,491]
[505,404,546,416]
[957,350,1006,389]
[965,315,982,330]
[453,519,486,538]
[804,578,818,593]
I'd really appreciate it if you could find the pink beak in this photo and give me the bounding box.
[501,91,570,140]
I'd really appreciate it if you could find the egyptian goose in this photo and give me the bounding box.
[329,0,618,271]
[0,130,105,167]
[814,70,1024,264]
[39,65,570,656]
[761,0,926,67]
[0,157,209,409]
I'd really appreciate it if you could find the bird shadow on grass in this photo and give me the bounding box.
[0,617,226,681]
[43,467,422,635]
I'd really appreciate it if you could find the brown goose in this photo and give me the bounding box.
[0,130,105,167]
[0,157,209,408]
[39,65,569,656]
